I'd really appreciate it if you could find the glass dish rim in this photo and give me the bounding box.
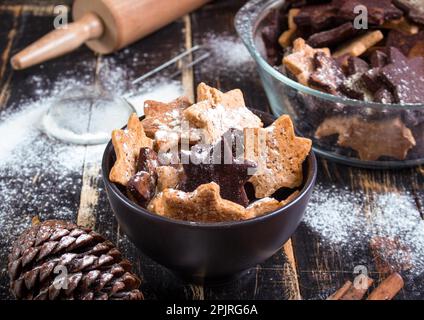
[234,0,424,110]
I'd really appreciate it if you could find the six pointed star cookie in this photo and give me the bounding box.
[148,182,249,222]
[315,115,416,161]
[380,47,424,104]
[245,115,312,198]
[141,97,201,152]
[283,38,330,85]
[110,113,153,186]
[183,83,263,144]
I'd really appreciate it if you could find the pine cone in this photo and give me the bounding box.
[8,220,144,300]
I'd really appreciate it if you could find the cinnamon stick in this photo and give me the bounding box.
[367,273,404,300]
[340,276,373,300]
[327,281,352,300]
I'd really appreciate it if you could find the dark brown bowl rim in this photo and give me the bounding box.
[101,109,317,229]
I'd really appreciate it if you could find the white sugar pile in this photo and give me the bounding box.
[303,184,424,276]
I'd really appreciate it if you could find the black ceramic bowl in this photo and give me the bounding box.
[102,109,317,280]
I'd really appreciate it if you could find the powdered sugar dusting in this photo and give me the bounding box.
[200,34,256,80]
[205,34,253,68]
[203,103,262,142]
[304,184,424,276]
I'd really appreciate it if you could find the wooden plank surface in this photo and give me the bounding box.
[0,0,422,300]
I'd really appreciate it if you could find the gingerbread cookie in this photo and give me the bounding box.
[183,83,263,144]
[246,191,300,217]
[333,31,384,58]
[245,115,312,198]
[279,8,300,48]
[148,182,250,222]
[315,116,416,160]
[283,38,331,85]
[109,84,312,222]
[142,97,191,137]
[156,166,181,192]
[110,114,153,186]
[307,22,357,48]
[141,97,201,152]
[382,17,419,35]
[380,47,424,104]
[294,2,339,31]
[309,51,346,94]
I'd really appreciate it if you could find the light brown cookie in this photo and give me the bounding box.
[156,166,181,191]
[315,116,416,161]
[183,83,263,144]
[196,82,245,107]
[141,97,201,152]
[246,198,280,217]
[278,8,300,48]
[333,31,384,58]
[280,190,300,206]
[245,190,301,217]
[245,115,311,198]
[147,182,250,222]
[381,17,419,35]
[142,97,191,137]
[283,38,330,85]
[110,114,153,186]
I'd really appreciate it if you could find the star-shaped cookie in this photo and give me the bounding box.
[245,115,312,198]
[147,182,249,222]
[110,113,153,186]
[148,184,301,222]
[309,51,346,95]
[315,115,416,160]
[141,97,201,152]
[245,191,300,217]
[283,38,330,85]
[380,47,424,104]
[183,83,263,144]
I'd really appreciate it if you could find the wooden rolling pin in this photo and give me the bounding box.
[11,0,210,70]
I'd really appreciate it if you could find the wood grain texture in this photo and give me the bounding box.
[0,4,59,16]
[0,0,423,300]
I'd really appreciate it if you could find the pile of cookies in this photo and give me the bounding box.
[109,83,311,222]
[261,0,424,161]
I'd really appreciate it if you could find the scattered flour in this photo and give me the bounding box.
[303,184,424,276]
[2,30,422,299]
[200,34,256,80]
[204,34,254,68]
[0,34,254,255]
[0,64,183,262]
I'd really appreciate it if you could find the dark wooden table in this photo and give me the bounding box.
[0,0,423,300]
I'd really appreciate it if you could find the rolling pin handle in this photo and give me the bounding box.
[10,12,104,70]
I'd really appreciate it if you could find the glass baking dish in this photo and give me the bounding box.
[235,0,424,168]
